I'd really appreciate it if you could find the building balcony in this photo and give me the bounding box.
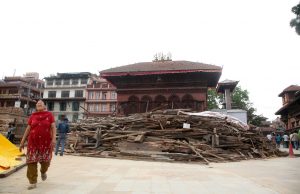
[49,110,83,113]
[44,85,87,89]
[85,99,117,102]
[0,94,36,102]
[0,94,20,99]
[86,87,116,91]
[43,97,86,101]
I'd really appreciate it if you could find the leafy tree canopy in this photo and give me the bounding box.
[207,86,267,126]
[290,3,300,35]
[207,88,221,110]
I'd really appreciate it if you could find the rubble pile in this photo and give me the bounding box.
[66,110,284,164]
[0,107,24,115]
[0,107,26,133]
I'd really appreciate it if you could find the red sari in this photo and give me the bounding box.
[26,111,55,163]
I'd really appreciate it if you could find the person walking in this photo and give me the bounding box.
[275,134,281,148]
[55,116,69,156]
[283,133,289,148]
[266,133,272,141]
[19,100,56,190]
[291,132,299,150]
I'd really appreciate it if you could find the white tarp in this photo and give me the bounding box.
[179,111,249,130]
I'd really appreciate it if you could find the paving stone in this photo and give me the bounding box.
[0,154,299,194]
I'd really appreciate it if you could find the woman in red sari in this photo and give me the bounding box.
[20,100,56,190]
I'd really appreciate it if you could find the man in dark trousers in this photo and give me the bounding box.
[55,116,69,156]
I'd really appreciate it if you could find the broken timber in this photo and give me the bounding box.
[65,110,285,164]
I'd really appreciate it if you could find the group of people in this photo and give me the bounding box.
[267,131,300,150]
[18,100,69,190]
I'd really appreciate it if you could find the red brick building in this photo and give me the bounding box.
[101,60,222,115]
[0,76,43,114]
[85,77,117,117]
[275,85,300,132]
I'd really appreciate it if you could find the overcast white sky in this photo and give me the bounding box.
[0,0,299,120]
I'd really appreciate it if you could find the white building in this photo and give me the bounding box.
[43,72,92,122]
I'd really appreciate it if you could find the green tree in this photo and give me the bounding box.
[207,85,267,126]
[232,86,267,126]
[207,88,220,110]
[290,3,300,35]
[231,86,251,110]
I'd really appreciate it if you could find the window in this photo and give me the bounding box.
[102,83,108,88]
[38,83,43,89]
[72,101,79,111]
[55,80,61,86]
[72,113,78,122]
[111,92,117,99]
[95,92,100,99]
[7,101,14,107]
[47,80,53,86]
[61,91,70,98]
[102,92,107,100]
[47,102,54,111]
[48,91,56,98]
[88,104,93,112]
[8,89,18,94]
[95,104,99,112]
[110,103,116,112]
[101,103,107,112]
[60,102,67,111]
[63,79,70,85]
[88,92,94,99]
[72,79,78,85]
[81,78,87,84]
[95,83,101,88]
[75,90,83,97]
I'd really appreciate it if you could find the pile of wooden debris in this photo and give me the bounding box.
[66,110,284,164]
[0,107,27,135]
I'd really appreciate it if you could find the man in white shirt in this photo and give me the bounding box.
[283,134,289,148]
[267,134,272,141]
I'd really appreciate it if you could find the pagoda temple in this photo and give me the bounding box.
[101,60,222,115]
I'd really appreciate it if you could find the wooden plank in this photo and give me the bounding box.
[134,133,145,143]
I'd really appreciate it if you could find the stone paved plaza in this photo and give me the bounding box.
[1,149,299,194]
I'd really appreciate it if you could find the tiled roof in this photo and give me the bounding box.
[279,85,300,97]
[218,79,239,84]
[255,127,275,132]
[100,60,222,75]
[216,79,239,93]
